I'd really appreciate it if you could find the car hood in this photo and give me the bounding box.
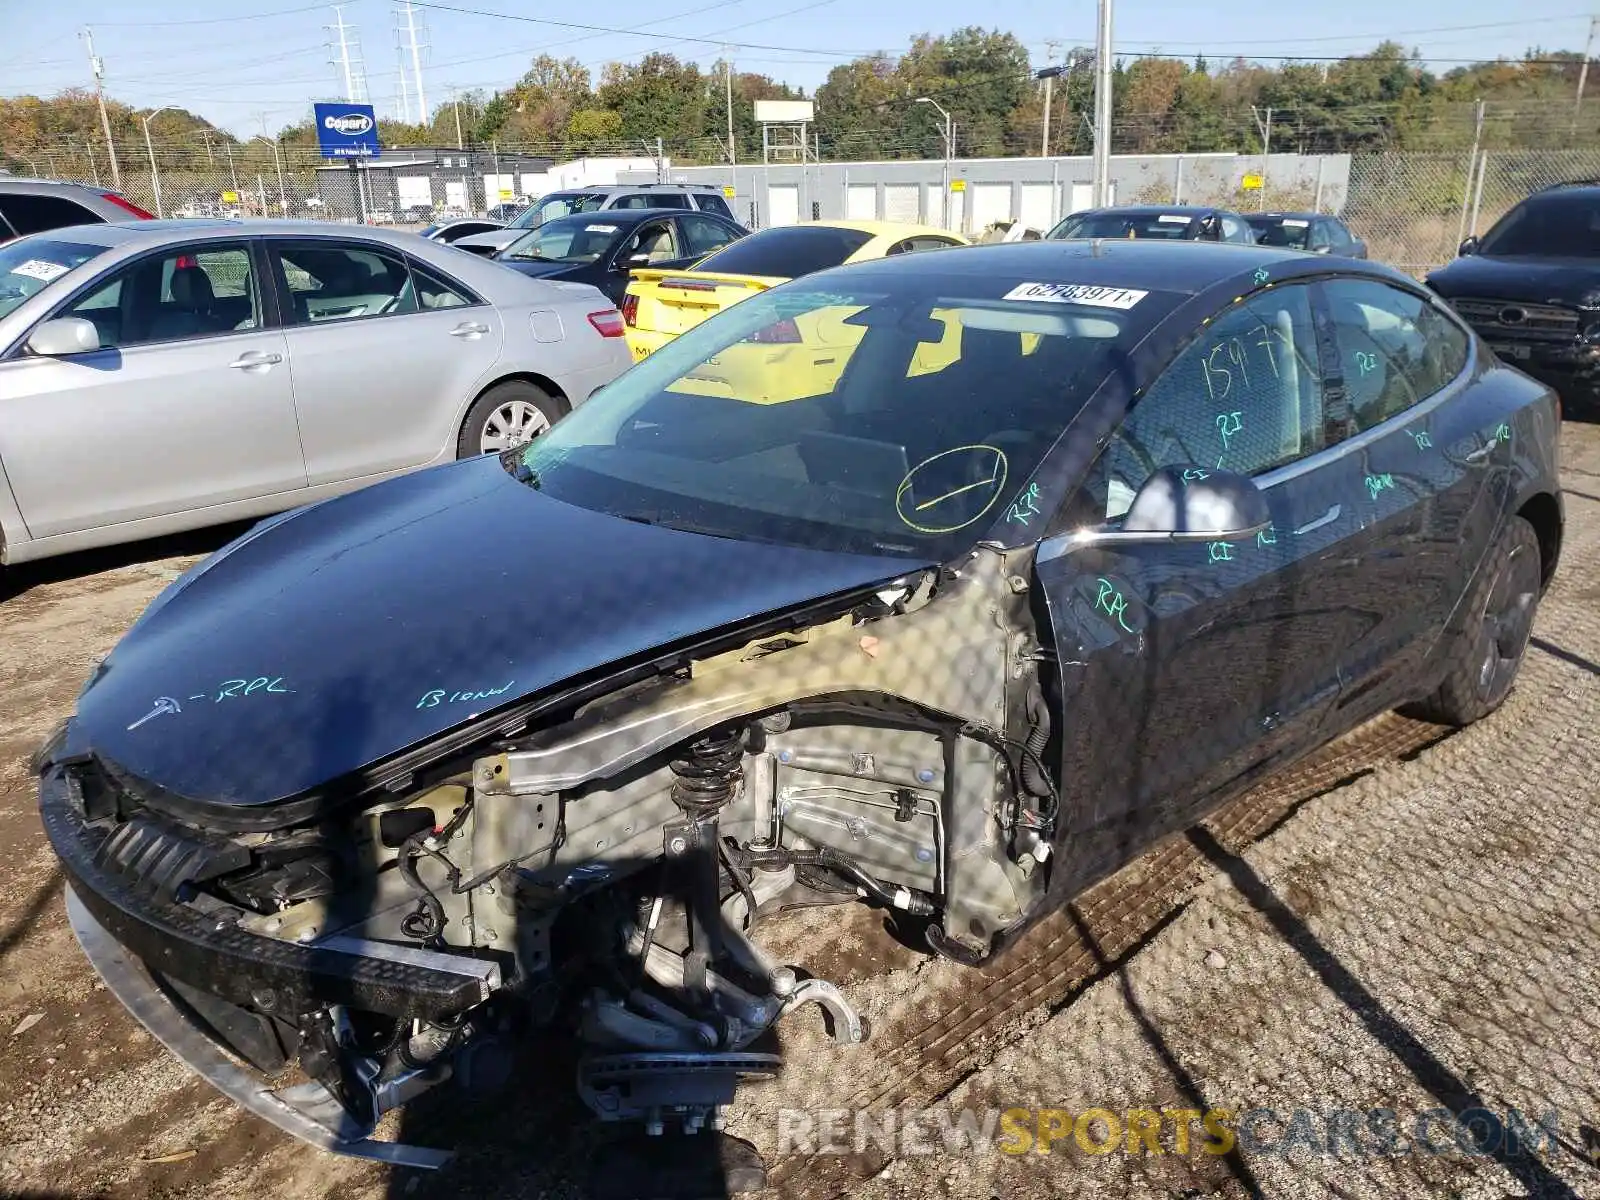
[69,456,925,808]
[453,229,522,251]
[1427,254,1600,307]
[497,259,591,281]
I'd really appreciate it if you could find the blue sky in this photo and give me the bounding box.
[5,0,1596,137]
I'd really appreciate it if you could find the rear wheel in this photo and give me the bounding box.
[457,380,564,458]
[1407,514,1541,727]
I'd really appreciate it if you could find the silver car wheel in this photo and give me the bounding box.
[479,400,551,453]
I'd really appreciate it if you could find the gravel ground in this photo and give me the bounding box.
[1,430,1597,1200]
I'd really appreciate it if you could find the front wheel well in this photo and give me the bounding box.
[1517,491,1563,590]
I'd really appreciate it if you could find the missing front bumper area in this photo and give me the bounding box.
[64,886,455,1170]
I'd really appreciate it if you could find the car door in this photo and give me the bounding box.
[0,239,304,540]
[1315,275,1486,719]
[268,238,504,485]
[676,213,741,263]
[603,219,682,304]
[1033,281,1365,892]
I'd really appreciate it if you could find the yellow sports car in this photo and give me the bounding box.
[623,221,969,403]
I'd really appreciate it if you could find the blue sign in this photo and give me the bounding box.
[313,102,380,159]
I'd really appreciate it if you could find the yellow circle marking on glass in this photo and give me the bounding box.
[895,444,1010,535]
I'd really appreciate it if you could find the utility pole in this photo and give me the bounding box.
[1091,0,1113,206]
[1575,16,1597,124]
[81,27,122,190]
[448,84,464,150]
[724,50,736,165]
[1251,104,1272,210]
[1039,41,1062,157]
[398,1,428,125]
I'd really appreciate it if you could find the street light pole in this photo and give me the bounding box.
[252,134,288,216]
[916,97,953,229]
[1091,0,1115,207]
[141,105,178,218]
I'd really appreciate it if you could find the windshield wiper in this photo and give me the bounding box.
[506,252,554,262]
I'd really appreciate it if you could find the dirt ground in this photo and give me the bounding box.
[2,429,1598,1200]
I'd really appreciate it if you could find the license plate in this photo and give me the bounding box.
[1488,342,1531,361]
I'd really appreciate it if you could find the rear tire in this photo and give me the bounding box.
[1406,514,1541,727]
[457,380,564,459]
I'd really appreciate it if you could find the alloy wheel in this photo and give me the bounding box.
[479,400,552,454]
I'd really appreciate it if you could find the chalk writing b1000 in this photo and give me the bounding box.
[417,681,516,710]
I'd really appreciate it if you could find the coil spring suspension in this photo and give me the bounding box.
[669,728,745,816]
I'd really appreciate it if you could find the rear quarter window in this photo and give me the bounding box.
[0,193,105,237]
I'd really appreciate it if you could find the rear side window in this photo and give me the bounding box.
[1321,278,1470,431]
[0,193,104,237]
[273,242,417,325]
[696,193,735,219]
[697,226,874,278]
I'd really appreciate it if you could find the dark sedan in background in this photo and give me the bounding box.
[1427,180,1600,418]
[1047,204,1258,244]
[40,237,1561,1181]
[1244,211,1367,257]
[494,206,748,305]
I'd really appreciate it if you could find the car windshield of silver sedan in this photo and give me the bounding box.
[501,215,623,264]
[0,238,110,319]
[1051,211,1198,240]
[507,274,1179,557]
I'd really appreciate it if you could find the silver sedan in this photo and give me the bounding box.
[0,220,631,568]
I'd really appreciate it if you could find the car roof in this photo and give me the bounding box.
[0,177,108,194]
[1248,211,1327,221]
[760,219,960,239]
[1076,204,1227,217]
[821,237,1367,295]
[547,183,711,195]
[14,218,510,253]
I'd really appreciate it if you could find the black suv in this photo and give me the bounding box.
[1427,181,1600,416]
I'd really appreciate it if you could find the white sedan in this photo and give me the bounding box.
[0,220,631,569]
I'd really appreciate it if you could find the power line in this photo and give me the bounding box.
[405,0,881,59]
[93,4,331,27]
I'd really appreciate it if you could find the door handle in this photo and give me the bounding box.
[450,322,490,338]
[229,351,282,369]
[1294,504,1341,536]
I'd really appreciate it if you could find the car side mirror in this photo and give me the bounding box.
[27,317,100,357]
[1313,244,1333,254]
[1121,465,1270,539]
[620,252,651,269]
[1458,236,1479,257]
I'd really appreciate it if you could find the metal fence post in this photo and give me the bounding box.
[1470,150,1488,236]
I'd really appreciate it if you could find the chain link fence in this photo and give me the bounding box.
[17,138,1600,272]
[1345,149,1600,276]
[23,142,563,227]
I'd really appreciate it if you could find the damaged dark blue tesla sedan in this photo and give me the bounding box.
[38,239,1562,1177]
